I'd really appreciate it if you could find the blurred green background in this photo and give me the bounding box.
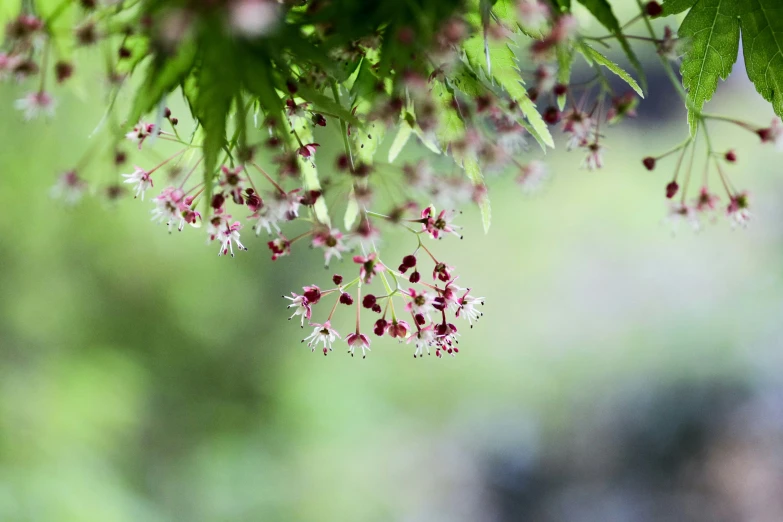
[2,21,783,522]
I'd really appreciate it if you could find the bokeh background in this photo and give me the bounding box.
[2,8,783,522]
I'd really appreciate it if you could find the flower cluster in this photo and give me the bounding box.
[6,0,783,356]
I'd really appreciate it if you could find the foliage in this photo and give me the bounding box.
[3,0,783,356]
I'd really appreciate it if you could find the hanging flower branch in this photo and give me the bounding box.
[3,0,783,357]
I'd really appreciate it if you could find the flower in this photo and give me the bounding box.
[409,325,436,358]
[581,143,605,171]
[207,210,247,257]
[151,186,187,232]
[303,321,341,355]
[421,206,463,239]
[518,0,550,32]
[51,170,87,204]
[15,91,56,120]
[353,252,385,283]
[452,289,485,327]
[229,0,280,37]
[562,109,594,150]
[267,234,291,260]
[388,320,410,339]
[726,192,750,227]
[284,292,312,327]
[297,143,320,159]
[694,186,720,213]
[346,333,371,358]
[516,160,548,193]
[251,207,281,236]
[121,166,153,200]
[311,228,347,266]
[665,202,701,233]
[125,122,156,149]
[758,118,783,149]
[218,165,246,204]
[405,288,435,317]
[606,92,639,124]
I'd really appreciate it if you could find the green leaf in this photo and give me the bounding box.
[556,45,574,110]
[431,81,466,148]
[297,85,362,128]
[662,0,698,16]
[463,156,491,233]
[739,0,783,119]
[351,121,386,164]
[576,0,647,92]
[344,190,360,230]
[463,36,554,149]
[679,0,740,135]
[579,44,645,97]
[388,119,413,162]
[127,41,197,126]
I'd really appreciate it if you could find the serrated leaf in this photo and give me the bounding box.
[344,191,360,230]
[297,85,362,128]
[431,81,466,148]
[576,0,647,92]
[556,46,574,110]
[739,0,783,119]
[662,0,698,16]
[579,44,644,97]
[388,120,413,162]
[463,156,491,233]
[351,121,386,164]
[463,36,554,149]
[127,41,197,126]
[679,0,739,135]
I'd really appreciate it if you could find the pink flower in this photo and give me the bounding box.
[388,320,410,339]
[284,292,312,327]
[516,160,548,193]
[758,118,783,150]
[15,91,56,120]
[562,109,594,150]
[346,332,371,358]
[50,170,87,205]
[665,202,700,233]
[207,210,247,257]
[219,165,246,204]
[452,289,484,327]
[122,166,153,200]
[408,325,436,358]
[421,206,463,239]
[405,288,435,317]
[303,321,341,355]
[694,186,720,213]
[229,0,280,37]
[267,234,291,260]
[297,143,320,159]
[311,228,347,266]
[353,252,385,283]
[518,0,550,31]
[581,143,605,171]
[726,192,750,227]
[151,186,186,232]
[126,122,156,149]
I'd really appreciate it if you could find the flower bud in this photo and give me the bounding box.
[642,157,656,171]
[665,181,679,199]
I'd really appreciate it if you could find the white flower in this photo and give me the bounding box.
[346,333,371,358]
[15,91,56,120]
[207,211,247,257]
[304,321,341,354]
[284,293,311,327]
[518,0,550,31]
[229,0,279,37]
[516,160,548,193]
[122,166,153,200]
